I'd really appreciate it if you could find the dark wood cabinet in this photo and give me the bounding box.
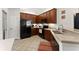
[37,8,57,23]
[49,9,56,23]
[36,16,41,23]
[46,9,56,23]
[32,28,39,35]
[44,30,52,41]
[46,11,50,23]
[44,30,59,50]
[42,13,46,19]
[40,13,46,20]
[20,13,26,19]
[44,30,57,42]
[20,8,57,23]
[32,15,36,23]
[20,13,36,23]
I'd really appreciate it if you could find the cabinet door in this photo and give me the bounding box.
[41,13,46,19]
[20,13,29,20]
[39,15,43,23]
[36,16,41,23]
[49,9,56,23]
[26,14,30,19]
[36,16,39,23]
[44,30,59,50]
[34,16,36,23]
[40,14,44,21]
[44,30,51,41]
[32,28,39,35]
[20,13,37,23]
[31,15,36,23]
[20,13,26,19]
[44,30,57,41]
[46,12,50,23]
[43,13,47,19]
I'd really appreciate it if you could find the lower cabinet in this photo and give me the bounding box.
[32,28,39,35]
[44,30,59,51]
[44,30,52,41]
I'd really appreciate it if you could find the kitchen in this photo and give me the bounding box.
[12,8,79,51]
[0,8,79,51]
[13,8,58,51]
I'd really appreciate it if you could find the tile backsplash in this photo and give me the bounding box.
[48,23,58,30]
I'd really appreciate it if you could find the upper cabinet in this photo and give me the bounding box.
[20,8,57,23]
[36,16,41,23]
[46,11,50,23]
[20,13,26,19]
[49,9,57,23]
[20,13,36,23]
[38,8,57,23]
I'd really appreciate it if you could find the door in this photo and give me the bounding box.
[2,10,7,39]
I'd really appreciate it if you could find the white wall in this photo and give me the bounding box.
[7,8,20,39]
[0,8,8,40]
[0,9,3,39]
[0,8,20,39]
[57,8,79,31]
[0,8,15,51]
[2,8,8,12]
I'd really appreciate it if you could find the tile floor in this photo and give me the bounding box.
[12,35,48,51]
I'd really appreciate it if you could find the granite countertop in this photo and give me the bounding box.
[44,28,79,44]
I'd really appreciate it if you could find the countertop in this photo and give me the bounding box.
[44,28,79,44]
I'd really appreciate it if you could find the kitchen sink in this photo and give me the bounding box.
[53,31,63,34]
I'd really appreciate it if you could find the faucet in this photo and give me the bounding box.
[58,25,63,33]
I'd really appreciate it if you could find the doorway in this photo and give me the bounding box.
[2,10,7,39]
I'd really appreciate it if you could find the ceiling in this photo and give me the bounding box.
[20,8,53,15]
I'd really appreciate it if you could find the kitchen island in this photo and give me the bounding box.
[45,28,79,51]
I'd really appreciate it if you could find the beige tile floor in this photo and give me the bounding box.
[12,35,48,51]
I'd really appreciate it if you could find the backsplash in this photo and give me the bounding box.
[48,24,58,30]
[32,23,59,30]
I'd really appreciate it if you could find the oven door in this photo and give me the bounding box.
[39,28,42,33]
[39,28,44,39]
